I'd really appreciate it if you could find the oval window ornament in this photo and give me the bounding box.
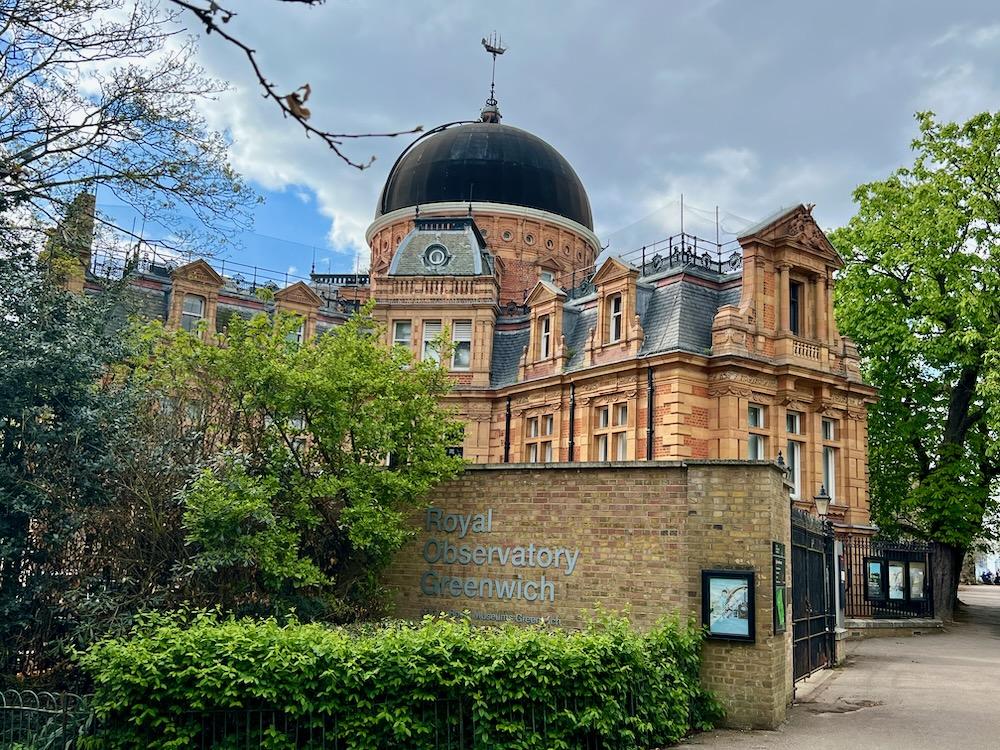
[423,243,450,269]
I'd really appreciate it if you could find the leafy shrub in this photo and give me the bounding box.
[78,611,722,749]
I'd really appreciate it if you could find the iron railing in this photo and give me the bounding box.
[558,232,743,301]
[0,690,91,749]
[87,245,364,317]
[2,690,673,749]
[843,536,934,619]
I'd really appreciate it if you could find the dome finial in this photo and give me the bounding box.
[480,32,506,123]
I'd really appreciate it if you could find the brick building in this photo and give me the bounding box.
[65,96,876,534]
[366,102,877,534]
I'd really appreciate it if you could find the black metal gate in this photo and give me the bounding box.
[791,508,836,682]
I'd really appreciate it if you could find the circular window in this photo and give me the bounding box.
[394,235,401,244]
[502,230,513,242]
[481,229,489,238]
[546,239,554,250]
[525,233,535,245]
[577,251,583,260]
[423,243,449,268]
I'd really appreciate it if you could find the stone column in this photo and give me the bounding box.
[814,274,826,341]
[777,264,790,333]
[825,270,835,343]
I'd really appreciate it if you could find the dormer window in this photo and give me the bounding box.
[607,293,623,343]
[540,269,555,283]
[181,294,205,332]
[538,315,552,359]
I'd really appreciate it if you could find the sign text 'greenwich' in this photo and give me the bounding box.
[420,508,580,604]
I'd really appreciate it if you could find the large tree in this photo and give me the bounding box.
[0,249,135,675]
[831,111,1000,619]
[92,310,465,624]
[0,0,255,249]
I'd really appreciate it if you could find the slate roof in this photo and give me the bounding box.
[491,328,531,388]
[488,268,743,388]
[389,218,494,277]
[737,204,798,238]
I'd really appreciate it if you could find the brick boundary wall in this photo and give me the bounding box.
[383,461,793,729]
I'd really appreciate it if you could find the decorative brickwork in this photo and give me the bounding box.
[383,461,793,729]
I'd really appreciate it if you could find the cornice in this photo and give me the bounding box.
[366,201,601,252]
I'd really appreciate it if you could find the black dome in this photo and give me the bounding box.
[377,123,593,230]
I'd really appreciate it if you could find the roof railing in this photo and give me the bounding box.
[558,232,743,300]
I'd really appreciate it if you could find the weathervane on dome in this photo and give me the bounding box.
[480,32,506,123]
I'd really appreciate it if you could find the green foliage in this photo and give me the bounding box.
[0,249,136,675]
[114,307,465,620]
[181,459,327,590]
[1,260,463,676]
[78,612,721,749]
[831,111,1000,555]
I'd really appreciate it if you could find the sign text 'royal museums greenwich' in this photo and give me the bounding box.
[420,508,580,604]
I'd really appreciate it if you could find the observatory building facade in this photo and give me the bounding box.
[365,103,877,535]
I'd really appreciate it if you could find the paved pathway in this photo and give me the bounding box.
[679,585,1000,750]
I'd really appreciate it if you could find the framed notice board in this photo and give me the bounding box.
[772,541,787,634]
[702,569,756,643]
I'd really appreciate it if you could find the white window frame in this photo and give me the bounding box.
[595,402,627,461]
[595,433,609,461]
[608,294,623,343]
[181,294,205,332]
[748,403,765,429]
[286,318,305,345]
[822,418,836,441]
[748,434,766,460]
[786,440,802,499]
[539,315,552,359]
[392,320,412,349]
[823,445,838,502]
[786,411,801,435]
[451,320,472,370]
[526,413,554,464]
[422,320,442,363]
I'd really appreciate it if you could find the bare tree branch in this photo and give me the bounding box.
[167,0,422,169]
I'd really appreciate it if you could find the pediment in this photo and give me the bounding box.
[171,258,224,287]
[525,279,567,306]
[274,280,323,307]
[739,204,843,268]
[591,256,637,286]
[537,253,568,272]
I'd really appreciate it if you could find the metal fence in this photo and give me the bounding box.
[0,690,92,749]
[843,536,934,619]
[0,690,665,749]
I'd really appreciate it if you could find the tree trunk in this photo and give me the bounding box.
[931,541,965,621]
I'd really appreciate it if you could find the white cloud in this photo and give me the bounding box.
[916,63,1000,123]
[932,23,1000,48]
[168,0,1000,266]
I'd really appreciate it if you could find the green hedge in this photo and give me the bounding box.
[77,612,722,749]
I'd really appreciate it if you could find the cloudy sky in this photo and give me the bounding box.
[139,0,1000,277]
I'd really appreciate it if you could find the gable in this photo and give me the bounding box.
[591,256,637,286]
[738,204,843,268]
[275,280,323,307]
[171,258,223,287]
[525,279,567,306]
